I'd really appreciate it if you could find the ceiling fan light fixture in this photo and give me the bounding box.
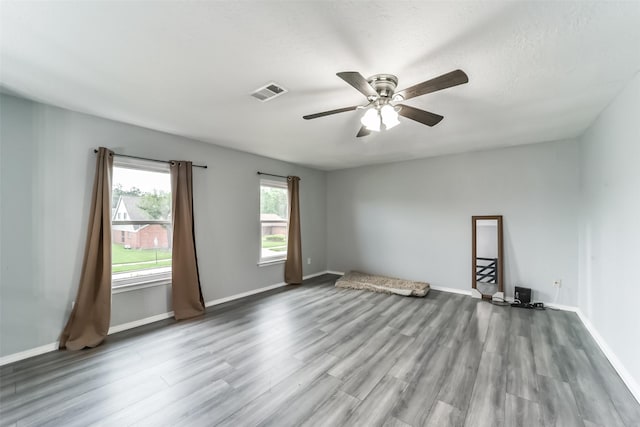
[303,69,468,137]
[360,107,381,132]
[380,104,400,129]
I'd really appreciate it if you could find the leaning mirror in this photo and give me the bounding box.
[472,215,503,299]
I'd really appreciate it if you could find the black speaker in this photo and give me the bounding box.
[514,286,531,304]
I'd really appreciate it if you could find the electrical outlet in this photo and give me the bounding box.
[553,279,562,288]
[307,258,311,265]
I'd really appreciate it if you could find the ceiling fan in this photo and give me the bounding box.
[303,69,469,137]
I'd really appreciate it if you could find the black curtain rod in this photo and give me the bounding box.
[94,149,207,169]
[257,171,300,180]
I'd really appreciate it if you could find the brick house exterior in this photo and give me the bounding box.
[112,195,171,249]
[260,213,287,237]
[114,224,170,249]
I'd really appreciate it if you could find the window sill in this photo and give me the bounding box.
[258,258,286,267]
[112,275,171,294]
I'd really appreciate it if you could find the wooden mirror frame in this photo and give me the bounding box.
[472,215,504,299]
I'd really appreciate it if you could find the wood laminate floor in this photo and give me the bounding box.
[1,274,639,426]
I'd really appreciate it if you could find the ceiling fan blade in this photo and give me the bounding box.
[356,126,371,138]
[397,104,444,127]
[303,105,359,120]
[337,72,378,98]
[395,69,468,101]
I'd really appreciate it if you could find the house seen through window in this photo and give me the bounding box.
[260,179,288,263]
[112,163,172,285]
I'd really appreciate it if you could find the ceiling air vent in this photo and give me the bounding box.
[250,82,288,102]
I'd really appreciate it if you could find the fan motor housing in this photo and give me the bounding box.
[368,74,398,99]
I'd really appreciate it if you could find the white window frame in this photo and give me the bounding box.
[111,157,173,293]
[258,178,288,266]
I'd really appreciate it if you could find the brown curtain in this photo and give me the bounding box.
[59,147,113,350]
[170,161,205,320]
[285,176,303,284]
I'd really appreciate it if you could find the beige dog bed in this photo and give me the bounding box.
[335,271,430,297]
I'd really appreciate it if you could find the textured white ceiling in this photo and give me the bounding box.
[2,1,639,170]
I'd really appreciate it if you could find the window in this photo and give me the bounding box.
[111,159,172,289]
[259,179,288,263]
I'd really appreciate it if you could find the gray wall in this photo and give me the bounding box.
[326,140,580,305]
[578,73,640,389]
[476,223,498,259]
[0,93,327,357]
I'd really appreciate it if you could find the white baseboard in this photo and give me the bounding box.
[470,288,483,299]
[326,270,345,276]
[304,270,334,280]
[430,285,472,296]
[0,342,59,367]
[108,311,175,335]
[0,270,334,366]
[204,282,287,308]
[575,309,640,404]
[545,302,579,312]
[110,271,331,332]
[203,270,329,308]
